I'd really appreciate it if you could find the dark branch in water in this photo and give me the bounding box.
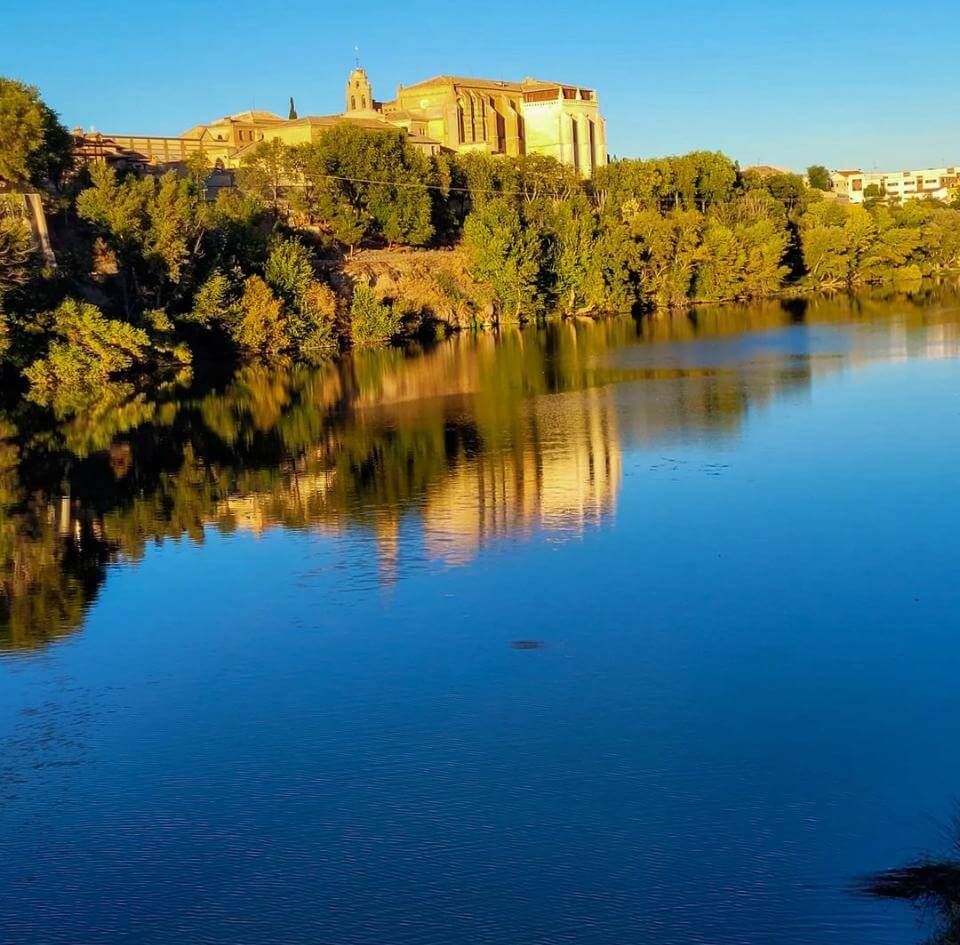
[864,863,960,902]
[863,828,960,945]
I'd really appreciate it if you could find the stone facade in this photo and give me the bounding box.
[380,74,607,175]
[75,68,607,176]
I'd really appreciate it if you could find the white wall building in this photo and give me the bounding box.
[832,167,959,204]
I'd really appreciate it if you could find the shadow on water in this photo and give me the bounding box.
[3,283,960,651]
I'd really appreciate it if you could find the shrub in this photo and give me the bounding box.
[24,300,152,412]
[188,270,238,326]
[0,202,37,305]
[232,276,287,358]
[264,236,314,304]
[290,280,338,354]
[349,285,401,347]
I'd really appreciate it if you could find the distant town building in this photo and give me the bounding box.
[74,67,607,177]
[831,167,959,204]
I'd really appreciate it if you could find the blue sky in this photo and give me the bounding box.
[3,0,957,171]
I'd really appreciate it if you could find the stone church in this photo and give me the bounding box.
[76,68,607,177]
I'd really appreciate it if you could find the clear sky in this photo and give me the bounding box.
[3,0,957,172]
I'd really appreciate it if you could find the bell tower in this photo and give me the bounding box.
[345,67,373,114]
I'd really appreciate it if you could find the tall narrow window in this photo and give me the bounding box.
[588,119,596,173]
[571,117,580,173]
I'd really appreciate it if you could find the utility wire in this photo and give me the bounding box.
[280,171,583,200]
[269,171,710,208]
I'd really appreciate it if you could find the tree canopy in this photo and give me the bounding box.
[0,78,73,188]
[807,165,832,191]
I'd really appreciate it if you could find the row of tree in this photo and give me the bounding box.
[235,131,960,312]
[2,77,960,419]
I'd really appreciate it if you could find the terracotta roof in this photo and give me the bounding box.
[833,169,863,176]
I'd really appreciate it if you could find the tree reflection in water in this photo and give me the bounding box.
[864,825,960,945]
[3,284,960,651]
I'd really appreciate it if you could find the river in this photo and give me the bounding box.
[2,286,959,944]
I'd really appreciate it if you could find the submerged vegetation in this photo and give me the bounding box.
[3,77,960,417]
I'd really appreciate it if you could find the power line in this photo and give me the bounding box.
[282,170,583,200]
[272,171,715,210]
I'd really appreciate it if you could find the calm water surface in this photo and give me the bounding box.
[2,289,960,944]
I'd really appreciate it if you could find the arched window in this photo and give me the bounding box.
[351,96,356,110]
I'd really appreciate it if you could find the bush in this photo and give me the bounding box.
[264,236,314,304]
[233,276,287,358]
[291,280,338,354]
[0,200,37,306]
[24,300,152,413]
[263,238,337,354]
[188,270,238,326]
[349,285,401,347]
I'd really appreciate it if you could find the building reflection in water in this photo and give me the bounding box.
[421,387,621,565]
[3,283,960,650]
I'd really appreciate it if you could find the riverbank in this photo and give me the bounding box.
[5,79,960,416]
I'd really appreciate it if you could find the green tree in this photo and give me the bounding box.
[0,78,73,187]
[238,138,292,208]
[264,237,336,353]
[528,195,605,313]
[798,201,877,285]
[292,280,338,354]
[593,152,737,217]
[187,270,238,327]
[264,235,314,303]
[292,125,434,248]
[694,192,790,300]
[462,199,541,321]
[23,300,153,413]
[626,207,704,307]
[745,171,811,214]
[77,163,208,311]
[207,188,271,271]
[233,275,287,357]
[807,165,831,191]
[0,200,37,305]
